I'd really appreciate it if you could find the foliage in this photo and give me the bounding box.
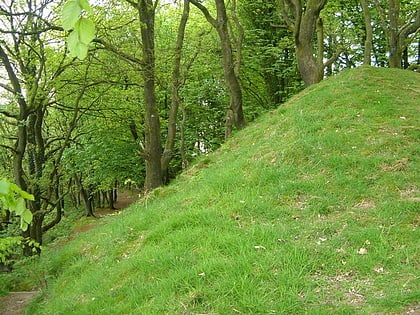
[0,179,34,232]
[0,237,24,265]
[14,67,420,314]
[0,178,37,269]
[0,237,40,266]
[240,0,301,106]
[62,0,95,59]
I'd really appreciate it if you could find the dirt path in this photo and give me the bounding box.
[0,190,139,315]
[0,291,39,315]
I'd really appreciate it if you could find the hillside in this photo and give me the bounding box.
[9,67,420,314]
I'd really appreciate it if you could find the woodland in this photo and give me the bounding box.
[0,0,419,257]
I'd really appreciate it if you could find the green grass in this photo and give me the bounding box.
[5,66,420,314]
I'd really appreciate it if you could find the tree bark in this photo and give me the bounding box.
[279,0,327,86]
[108,189,116,209]
[26,107,47,245]
[360,0,373,65]
[388,0,401,68]
[74,174,95,217]
[138,0,162,190]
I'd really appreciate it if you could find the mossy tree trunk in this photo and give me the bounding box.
[360,0,373,65]
[138,0,162,190]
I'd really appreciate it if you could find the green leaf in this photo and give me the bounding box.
[78,0,92,14]
[61,0,82,30]
[75,18,96,44]
[14,198,26,216]
[5,196,17,212]
[7,182,34,201]
[68,30,89,59]
[0,179,10,196]
[22,210,33,224]
[20,190,34,201]
[67,29,79,49]
[20,220,29,232]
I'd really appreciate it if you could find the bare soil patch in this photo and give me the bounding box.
[114,189,139,209]
[0,291,39,315]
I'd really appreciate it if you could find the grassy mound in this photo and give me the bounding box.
[19,67,420,314]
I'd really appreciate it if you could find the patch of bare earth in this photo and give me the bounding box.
[0,291,39,315]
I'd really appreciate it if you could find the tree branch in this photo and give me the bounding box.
[93,38,144,66]
[399,9,420,46]
[324,49,344,68]
[0,42,28,112]
[278,0,296,32]
[0,143,16,152]
[189,0,217,27]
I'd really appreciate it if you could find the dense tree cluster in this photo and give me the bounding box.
[0,0,419,252]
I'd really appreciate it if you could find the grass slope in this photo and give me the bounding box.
[23,67,420,314]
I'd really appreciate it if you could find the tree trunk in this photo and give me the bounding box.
[161,0,190,184]
[13,123,28,192]
[138,0,162,190]
[42,176,64,233]
[180,102,189,169]
[215,0,246,136]
[74,174,95,217]
[108,189,116,209]
[28,106,48,245]
[280,0,327,87]
[388,0,401,68]
[360,0,373,65]
[190,0,246,137]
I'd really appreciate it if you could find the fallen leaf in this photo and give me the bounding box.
[357,248,368,255]
[374,266,384,273]
[254,245,266,250]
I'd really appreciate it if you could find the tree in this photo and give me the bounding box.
[278,0,326,86]
[117,0,162,190]
[1,0,57,248]
[373,0,420,68]
[161,0,190,184]
[278,0,344,86]
[94,0,195,189]
[189,0,246,137]
[0,0,91,249]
